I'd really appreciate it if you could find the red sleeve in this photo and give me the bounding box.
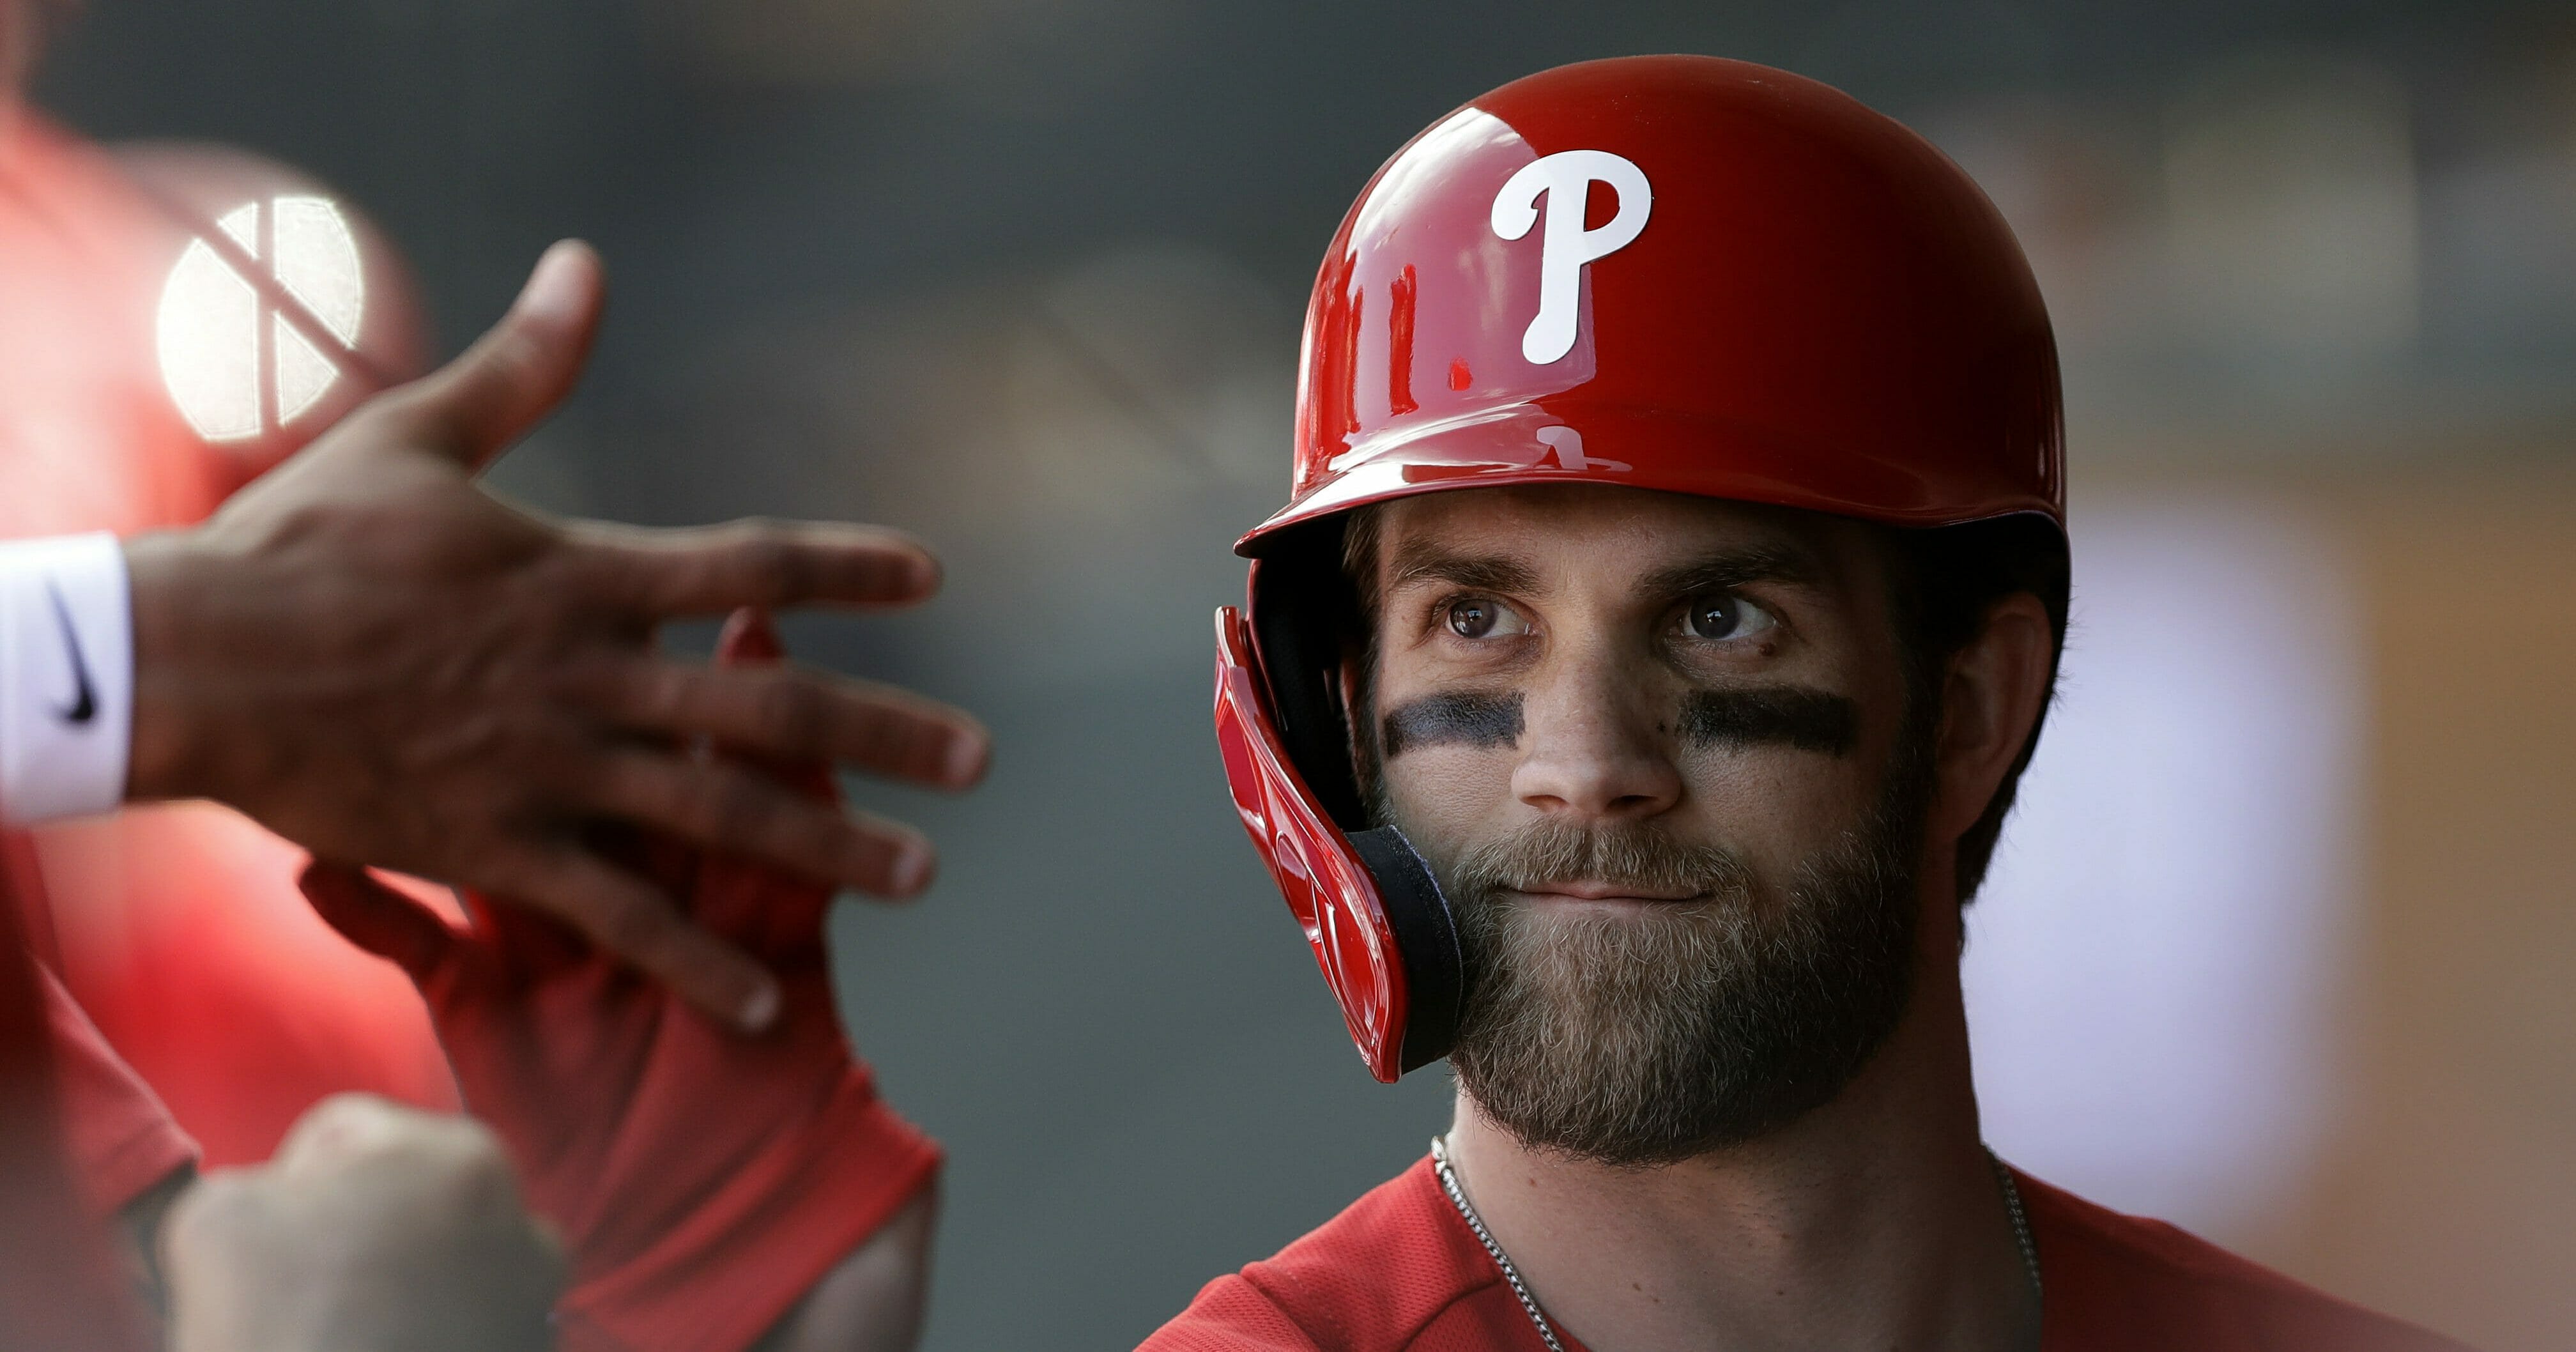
[0,886,153,1349]
[551,1086,942,1352]
[39,964,197,1215]
[1138,1273,1326,1351]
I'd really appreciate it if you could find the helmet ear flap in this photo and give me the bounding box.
[1247,528,1371,831]
[1220,521,1469,1082]
[1346,825,1466,1074]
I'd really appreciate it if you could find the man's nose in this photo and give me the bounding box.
[1508,652,1682,822]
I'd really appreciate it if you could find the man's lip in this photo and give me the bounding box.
[1510,884,1701,904]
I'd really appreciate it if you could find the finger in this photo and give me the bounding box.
[581,748,937,898]
[585,660,989,792]
[387,240,604,468]
[484,841,780,1031]
[456,885,594,973]
[715,606,783,664]
[299,859,464,984]
[567,518,941,617]
[708,607,850,801]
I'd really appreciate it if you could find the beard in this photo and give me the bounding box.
[1429,743,1933,1167]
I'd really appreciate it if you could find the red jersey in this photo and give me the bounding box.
[1141,1156,2470,1352]
[39,963,197,1215]
[1,891,162,1350]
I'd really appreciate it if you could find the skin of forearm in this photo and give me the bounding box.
[755,1187,939,1352]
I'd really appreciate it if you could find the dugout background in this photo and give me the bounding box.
[28,3,2576,1347]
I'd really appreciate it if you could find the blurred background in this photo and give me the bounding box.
[10,0,2573,1346]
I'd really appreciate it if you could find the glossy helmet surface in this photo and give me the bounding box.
[1215,54,2065,1081]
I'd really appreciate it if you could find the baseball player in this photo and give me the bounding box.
[1158,56,2467,1351]
[291,52,2476,1352]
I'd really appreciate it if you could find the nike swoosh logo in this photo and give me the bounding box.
[44,581,96,725]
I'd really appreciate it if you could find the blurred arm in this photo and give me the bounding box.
[0,532,132,826]
[4,239,988,1033]
[755,1187,938,1352]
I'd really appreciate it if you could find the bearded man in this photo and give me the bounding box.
[1162,56,2465,1351]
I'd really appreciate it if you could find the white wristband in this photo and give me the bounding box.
[0,534,134,824]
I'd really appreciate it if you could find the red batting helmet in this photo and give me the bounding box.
[1213,55,2066,1082]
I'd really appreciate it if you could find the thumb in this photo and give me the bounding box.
[395,239,604,470]
[298,859,465,985]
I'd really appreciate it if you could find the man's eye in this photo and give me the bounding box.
[1446,597,1529,640]
[1682,592,1778,642]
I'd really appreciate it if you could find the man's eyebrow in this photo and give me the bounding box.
[1636,543,1822,600]
[1383,541,1539,596]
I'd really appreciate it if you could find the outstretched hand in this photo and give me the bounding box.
[122,242,988,1029]
[296,610,942,1352]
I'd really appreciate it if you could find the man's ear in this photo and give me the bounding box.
[1927,592,2055,847]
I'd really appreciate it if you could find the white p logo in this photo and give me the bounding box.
[1490,149,1652,365]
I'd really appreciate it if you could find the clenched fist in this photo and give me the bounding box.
[162,1095,563,1352]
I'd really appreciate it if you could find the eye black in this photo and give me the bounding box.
[1448,600,1499,638]
[1687,594,1744,640]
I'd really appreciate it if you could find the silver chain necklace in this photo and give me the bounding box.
[1427,1136,2043,1351]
